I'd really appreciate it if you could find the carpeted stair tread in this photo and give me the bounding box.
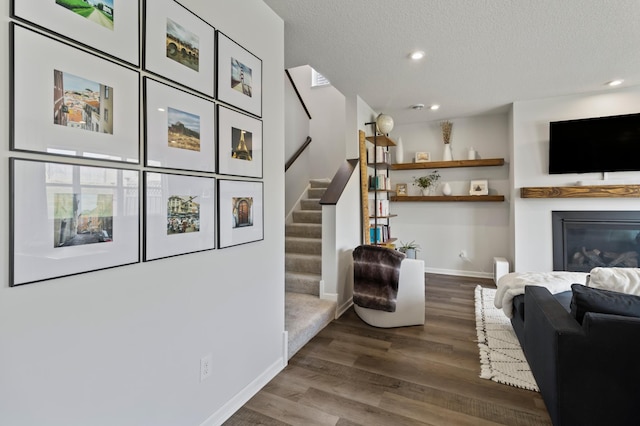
[309,179,331,188]
[285,253,322,274]
[285,223,322,238]
[300,199,322,211]
[307,187,327,199]
[285,271,320,295]
[285,291,336,359]
[292,210,322,224]
[285,236,321,254]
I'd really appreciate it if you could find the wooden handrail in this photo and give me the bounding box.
[320,159,359,205]
[285,136,312,172]
[285,69,312,120]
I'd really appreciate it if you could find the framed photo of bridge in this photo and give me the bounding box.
[11,0,140,66]
[217,179,264,249]
[10,158,140,286]
[217,105,263,178]
[144,172,216,261]
[144,0,215,97]
[144,77,216,173]
[216,31,262,117]
[11,24,140,163]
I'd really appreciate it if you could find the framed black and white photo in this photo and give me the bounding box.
[218,180,263,249]
[12,0,140,66]
[217,31,262,117]
[469,179,489,195]
[217,105,263,178]
[144,0,215,97]
[144,172,216,261]
[10,158,140,286]
[11,24,140,163]
[145,78,216,173]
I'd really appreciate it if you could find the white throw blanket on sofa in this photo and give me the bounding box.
[494,271,589,318]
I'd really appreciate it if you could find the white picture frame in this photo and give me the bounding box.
[12,0,140,66]
[11,24,140,163]
[415,152,431,163]
[218,180,264,249]
[10,158,140,286]
[144,78,216,173]
[469,179,489,195]
[144,172,216,261]
[216,31,262,117]
[217,105,263,178]
[144,0,215,97]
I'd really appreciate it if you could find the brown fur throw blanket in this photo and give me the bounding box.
[353,245,405,312]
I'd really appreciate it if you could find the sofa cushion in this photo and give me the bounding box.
[589,267,640,295]
[570,283,640,324]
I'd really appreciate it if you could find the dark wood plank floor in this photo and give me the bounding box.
[224,274,551,426]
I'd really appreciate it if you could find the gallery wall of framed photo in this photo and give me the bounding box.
[8,0,265,286]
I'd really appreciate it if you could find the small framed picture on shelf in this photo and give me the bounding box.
[415,152,431,163]
[469,180,489,195]
[395,183,408,196]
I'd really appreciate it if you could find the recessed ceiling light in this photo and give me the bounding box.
[410,51,425,60]
[430,104,440,111]
[412,103,425,110]
[607,79,624,86]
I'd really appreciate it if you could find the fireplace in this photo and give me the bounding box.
[552,211,640,272]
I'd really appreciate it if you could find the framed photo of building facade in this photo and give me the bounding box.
[10,158,140,286]
[144,78,216,173]
[217,179,264,249]
[217,105,263,178]
[11,24,140,163]
[216,31,262,117]
[11,0,140,66]
[144,172,216,261]
[144,0,215,97]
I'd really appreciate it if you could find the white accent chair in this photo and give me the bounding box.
[354,258,426,328]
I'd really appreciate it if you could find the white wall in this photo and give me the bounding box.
[512,86,640,271]
[288,66,346,180]
[390,115,510,276]
[0,1,285,425]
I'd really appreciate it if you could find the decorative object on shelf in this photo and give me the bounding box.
[441,120,453,161]
[413,170,441,196]
[376,113,394,135]
[441,182,452,196]
[468,147,477,160]
[395,136,405,163]
[470,179,489,195]
[415,151,431,163]
[395,183,408,196]
[398,240,421,259]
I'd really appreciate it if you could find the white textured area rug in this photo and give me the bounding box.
[474,285,539,392]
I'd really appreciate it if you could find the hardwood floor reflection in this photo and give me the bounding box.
[224,273,551,426]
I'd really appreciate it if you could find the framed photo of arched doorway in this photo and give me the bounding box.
[217,179,263,248]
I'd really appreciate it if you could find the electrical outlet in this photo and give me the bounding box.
[200,354,212,382]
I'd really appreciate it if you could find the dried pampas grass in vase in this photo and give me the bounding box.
[440,120,453,160]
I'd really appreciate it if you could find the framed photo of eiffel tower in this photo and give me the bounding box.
[217,105,263,178]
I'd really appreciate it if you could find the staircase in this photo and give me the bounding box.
[285,179,337,359]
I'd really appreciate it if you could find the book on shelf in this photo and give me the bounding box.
[369,224,390,244]
[367,146,390,164]
[368,174,391,190]
[368,199,390,217]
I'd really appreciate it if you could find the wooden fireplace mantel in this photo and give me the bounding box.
[521,185,640,198]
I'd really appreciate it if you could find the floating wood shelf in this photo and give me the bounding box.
[372,238,397,246]
[391,195,505,202]
[520,185,640,198]
[391,158,505,170]
[365,135,396,147]
[369,214,398,219]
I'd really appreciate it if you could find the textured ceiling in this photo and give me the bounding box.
[263,0,640,124]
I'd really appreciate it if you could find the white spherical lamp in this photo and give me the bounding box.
[376,113,394,135]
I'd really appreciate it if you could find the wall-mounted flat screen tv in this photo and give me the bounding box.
[549,112,640,174]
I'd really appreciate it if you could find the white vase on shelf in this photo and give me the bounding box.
[443,144,453,161]
[442,182,452,196]
[395,137,404,163]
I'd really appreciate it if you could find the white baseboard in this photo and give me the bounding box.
[425,266,493,279]
[336,299,353,318]
[200,345,286,425]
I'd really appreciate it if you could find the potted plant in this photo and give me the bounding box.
[413,170,441,196]
[398,240,421,259]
